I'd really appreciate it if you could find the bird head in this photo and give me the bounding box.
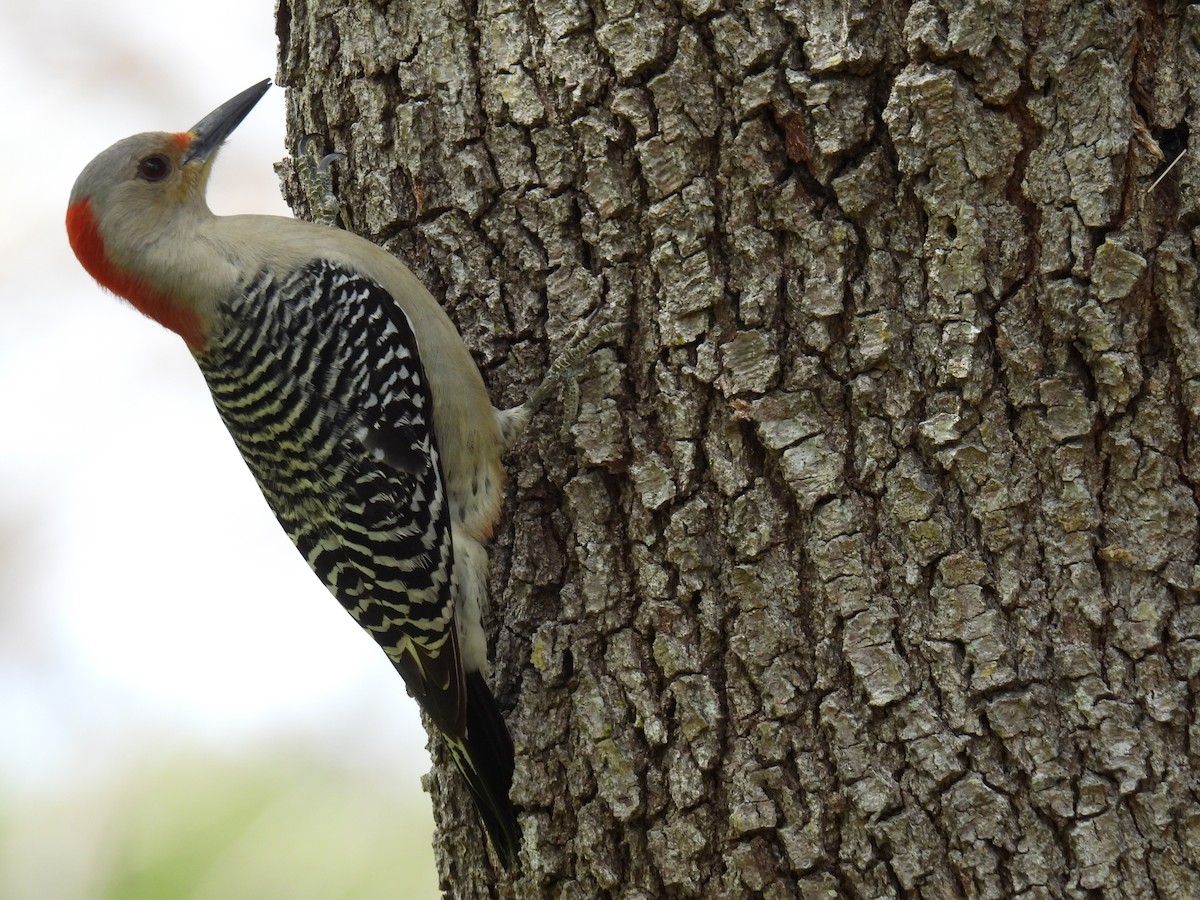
[66,80,271,348]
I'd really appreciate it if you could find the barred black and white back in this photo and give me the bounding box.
[193,260,519,863]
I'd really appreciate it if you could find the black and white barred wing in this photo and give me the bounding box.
[198,260,466,738]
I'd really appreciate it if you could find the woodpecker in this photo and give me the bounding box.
[66,79,539,866]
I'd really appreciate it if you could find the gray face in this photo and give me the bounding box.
[68,127,232,290]
[69,80,271,211]
[70,132,185,208]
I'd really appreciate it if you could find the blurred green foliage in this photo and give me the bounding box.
[0,750,438,900]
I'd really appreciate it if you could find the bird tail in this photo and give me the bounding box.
[445,671,521,868]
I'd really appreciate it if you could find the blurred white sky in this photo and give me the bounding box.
[0,0,432,803]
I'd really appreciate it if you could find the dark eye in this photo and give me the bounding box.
[137,155,171,181]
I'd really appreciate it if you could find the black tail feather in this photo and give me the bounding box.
[448,671,521,868]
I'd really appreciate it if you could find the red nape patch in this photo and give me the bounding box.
[66,198,204,349]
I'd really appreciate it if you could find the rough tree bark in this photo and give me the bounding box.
[275,0,1200,896]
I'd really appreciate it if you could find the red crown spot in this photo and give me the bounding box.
[66,198,205,350]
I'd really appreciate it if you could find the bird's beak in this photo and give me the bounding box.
[183,79,271,165]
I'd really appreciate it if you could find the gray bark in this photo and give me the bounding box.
[276,0,1200,896]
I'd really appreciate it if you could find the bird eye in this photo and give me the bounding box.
[137,155,171,181]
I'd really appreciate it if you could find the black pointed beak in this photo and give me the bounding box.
[183,79,271,165]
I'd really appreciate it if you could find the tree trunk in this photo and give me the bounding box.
[276,0,1200,896]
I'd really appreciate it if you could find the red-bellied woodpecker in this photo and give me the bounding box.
[65,79,568,867]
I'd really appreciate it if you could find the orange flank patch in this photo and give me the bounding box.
[65,197,204,350]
